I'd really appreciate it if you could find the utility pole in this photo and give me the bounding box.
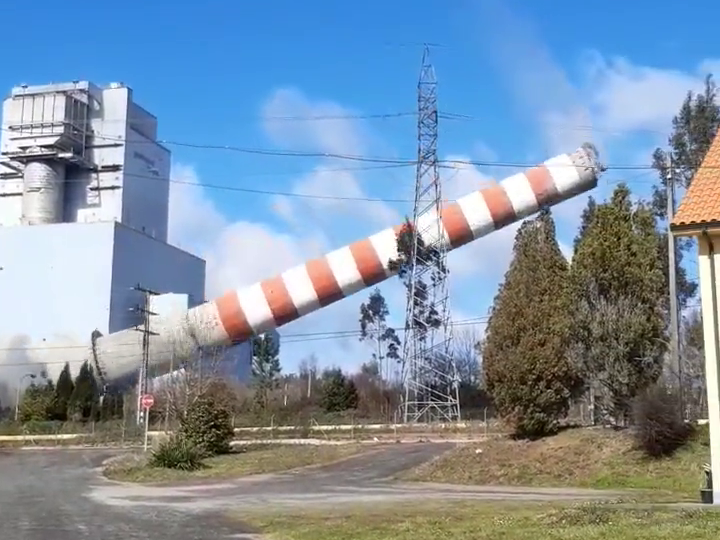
[131,284,159,426]
[666,156,682,418]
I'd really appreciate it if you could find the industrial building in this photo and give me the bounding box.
[0,81,255,390]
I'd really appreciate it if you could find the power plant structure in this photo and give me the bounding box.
[0,81,256,396]
[0,82,606,409]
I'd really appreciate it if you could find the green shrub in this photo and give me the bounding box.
[179,396,234,455]
[632,384,694,458]
[149,435,206,471]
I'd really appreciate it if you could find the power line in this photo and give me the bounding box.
[0,124,703,171]
[0,154,671,207]
[0,317,491,359]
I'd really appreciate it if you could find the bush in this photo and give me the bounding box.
[149,435,206,471]
[179,396,234,455]
[632,384,694,458]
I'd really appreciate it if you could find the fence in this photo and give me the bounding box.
[0,408,504,446]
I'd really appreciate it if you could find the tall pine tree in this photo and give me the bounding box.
[651,75,720,309]
[68,361,99,421]
[482,209,580,438]
[570,184,666,425]
[52,362,74,421]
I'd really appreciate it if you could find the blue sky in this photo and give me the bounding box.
[3,0,719,374]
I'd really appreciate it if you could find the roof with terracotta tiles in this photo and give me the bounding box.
[671,129,720,230]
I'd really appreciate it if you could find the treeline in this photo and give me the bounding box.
[481,76,719,438]
[14,361,122,423]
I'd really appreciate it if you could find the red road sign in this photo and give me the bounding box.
[141,394,155,409]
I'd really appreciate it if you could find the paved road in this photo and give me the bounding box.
[0,444,622,539]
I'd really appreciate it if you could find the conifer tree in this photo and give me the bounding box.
[320,368,359,413]
[651,75,719,309]
[482,209,579,437]
[251,333,281,411]
[570,184,666,425]
[68,361,99,421]
[52,362,74,421]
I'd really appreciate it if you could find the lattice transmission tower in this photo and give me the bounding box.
[401,46,461,423]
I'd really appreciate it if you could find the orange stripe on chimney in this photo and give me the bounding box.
[215,291,254,343]
[482,184,517,228]
[306,258,344,307]
[260,275,300,327]
[441,202,474,248]
[349,238,386,287]
[525,165,559,206]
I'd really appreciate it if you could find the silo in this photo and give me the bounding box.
[20,161,66,225]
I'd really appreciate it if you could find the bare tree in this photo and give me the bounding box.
[680,309,707,419]
[298,353,319,399]
[157,345,231,426]
[452,327,482,386]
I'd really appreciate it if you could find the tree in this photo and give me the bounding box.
[359,288,401,382]
[51,362,74,421]
[320,368,359,413]
[481,209,580,437]
[99,387,125,421]
[298,354,319,400]
[573,196,597,250]
[19,379,55,422]
[651,75,719,309]
[160,345,229,424]
[68,361,99,421]
[179,395,234,455]
[570,185,666,425]
[452,327,482,386]
[680,309,706,419]
[251,333,282,411]
[389,220,446,339]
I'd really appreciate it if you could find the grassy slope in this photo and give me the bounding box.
[246,501,720,540]
[403,428,710,501]
[104,444,367,483]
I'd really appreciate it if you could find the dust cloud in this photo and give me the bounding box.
[0,333,88,409]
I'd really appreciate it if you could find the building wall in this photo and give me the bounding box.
[121,125,171,242]
[697,233,720,504]
[109,222,205,333]
[0,221,206,386]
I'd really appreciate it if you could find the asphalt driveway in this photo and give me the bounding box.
[0,444,622,539]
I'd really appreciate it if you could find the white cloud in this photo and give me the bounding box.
[261,88,370,157]
[473,0,720,248]
[582,52,713,135]
[475,1,720,159]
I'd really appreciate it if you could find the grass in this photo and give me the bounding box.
[104,443,369,483]
[402,427,710,501]
[243,501,720,539]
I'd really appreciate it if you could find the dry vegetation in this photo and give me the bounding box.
[244,500,720,540]
[104,443,369,483]
[402,427,710,501]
